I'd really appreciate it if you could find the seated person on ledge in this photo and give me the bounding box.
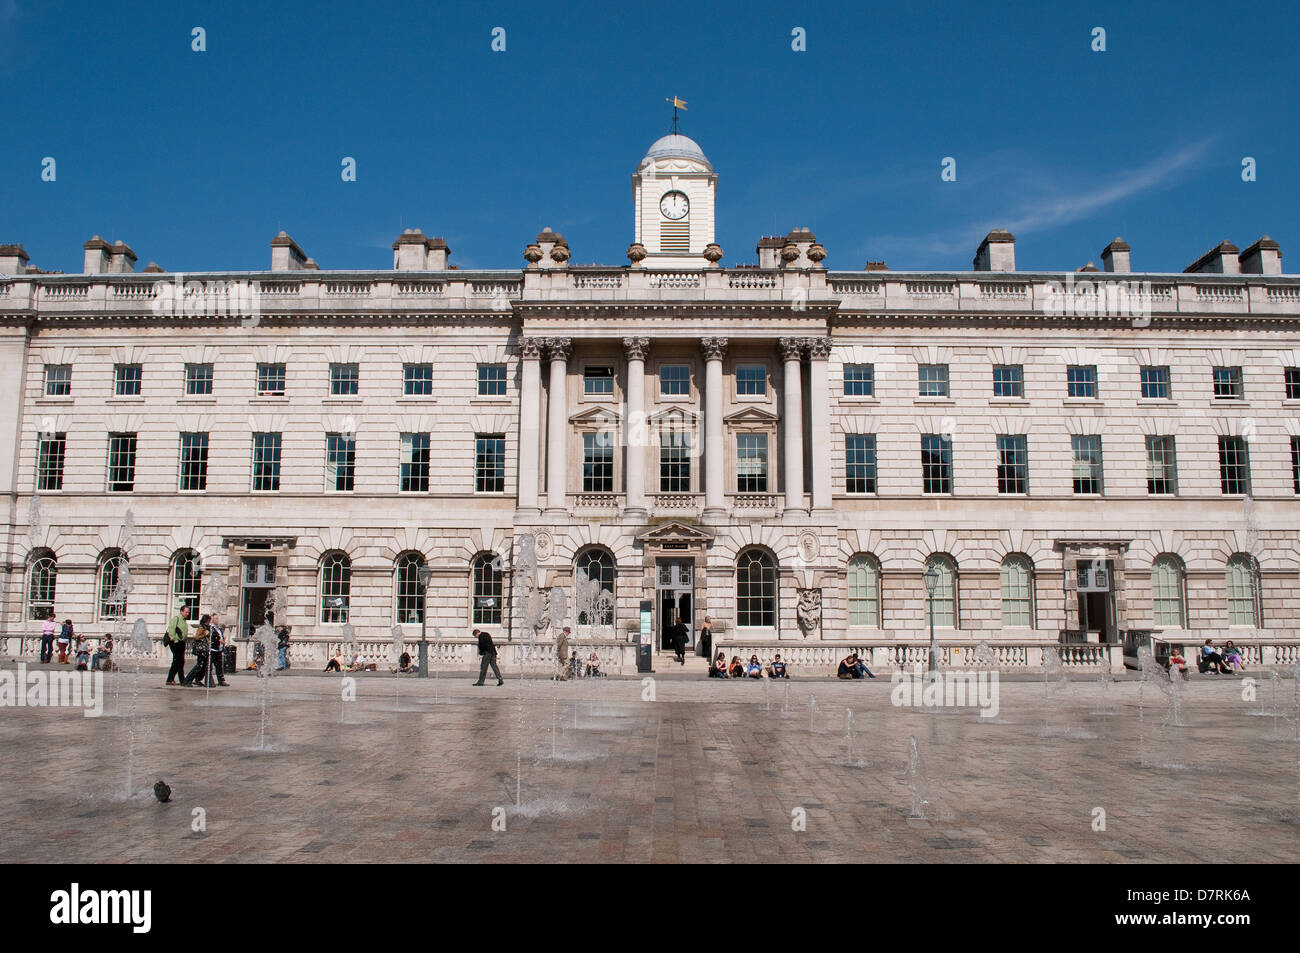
[1223,640,1245,672]
[324,649,345,672]
[745,654,764,678]
[728,655,745,679]
[585,652,604,677]
[766,654,789,679]
[396,651,419,674]
[709,652,729,678]
[1197,639,1231,675]
[837,652,875,679]
[1168,647,1188,676]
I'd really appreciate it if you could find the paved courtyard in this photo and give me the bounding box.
[1,661,1298,863]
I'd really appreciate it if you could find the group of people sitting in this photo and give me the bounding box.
[710,652,790,679]
[1167,639,1246,677]
[323,648,378,672]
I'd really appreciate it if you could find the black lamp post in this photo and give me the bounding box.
[924,563,940,675]
[417,565,433,678]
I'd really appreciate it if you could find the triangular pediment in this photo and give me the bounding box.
[569,405,622,425]
[635,520,716,544]
[723,406,779,425]
[648,405,700,424]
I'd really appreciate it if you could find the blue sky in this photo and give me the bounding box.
[2,0,1296,274]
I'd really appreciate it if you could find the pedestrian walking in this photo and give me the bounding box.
[555,625,571,680]
[165,604,191,686]
[472,628,504,686]
[670,613,689,665]
[40,608,57,663]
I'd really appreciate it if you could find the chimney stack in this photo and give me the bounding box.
[83,236,111,274]
[973,229,1015,272]
[270,231,309,271]
[756,236,783,269]
[1239,236,1282,275]
[1184,240,1240,275]
[1100,238,1131,273]
[778,228,823,269]
[108,240,137,274]
[0,243,30,275]
[424,236,450,270]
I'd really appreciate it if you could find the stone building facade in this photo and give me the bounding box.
[1,133,1298,668]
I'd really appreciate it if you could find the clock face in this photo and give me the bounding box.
[659,190,689,220]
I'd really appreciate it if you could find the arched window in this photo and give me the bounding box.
[98,551,127,622]
[1000,555,1035,628]
[575,547,616,626]
[319,552,351,623]
[394,553,426,624]
[471,553,502,626]
[736,549,777,628]
[26,550,57,620]
[847,554,880,627]
[1151,554,1187,628]
[1226,554,1262,627]
[171,549,203,617]
[923,555,958,629]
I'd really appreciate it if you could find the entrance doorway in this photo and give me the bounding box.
[656,559,694,652]
[240,557,277,639]
[1076,558,1117,642]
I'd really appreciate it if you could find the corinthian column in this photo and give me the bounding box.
[780,337,805,512]
[806,336,833,512]
[517,337,544,512]
[701,337,728,516]
[623,336,649,517]
[545,337,572,511]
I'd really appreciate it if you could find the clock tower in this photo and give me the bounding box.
[632,132,718,268]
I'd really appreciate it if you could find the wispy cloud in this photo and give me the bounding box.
[857,139,1215,263]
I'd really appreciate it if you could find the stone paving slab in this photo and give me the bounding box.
[0,667,1297,863]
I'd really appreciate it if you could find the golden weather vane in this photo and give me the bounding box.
[665,95,687,133]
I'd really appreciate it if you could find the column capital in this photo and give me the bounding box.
[805,335,833,360]
[622,336,650,362]
[545,337,572,362]
[520,336,546,360]
[700,337,728,361]
[779,337,805,362]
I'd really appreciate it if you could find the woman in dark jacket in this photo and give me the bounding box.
[697,616,713,660]
[670,615,689,665]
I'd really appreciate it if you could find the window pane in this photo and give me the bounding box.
[1140,366,1170,399]
[736,365,766,395]
[659,430,692,492]
[472,555,502,625]
[27,556,57,620]
[924,558,957,628]
[1000,557,1033,627]
[37,433,66,491]
[326,433,356,491]
[1152,556,1185,627]
[252,433,282,491]
[996,434,1028,494]
[583,366,614,396]
[477,363,507,396]
[475,434,505,492]
[114,364,142,396]
[736,433,768,492]
[845,434,877,493]
[400,433,430,492]
[1071,435,1102,494]
[992,364,1023,398]
[1067,365,1097,398]
[1226,557,1259,627]
[1286,367,1300,401]
[843,363,875,397]
[107,433,137,492]
[1145,435,1177,495]
[575,550,615,626]
[185,363,213,395]
[1212,366,1243,400]
[582,431,614,492]
[179,432,209,491]
[918,364,950,397]
[403,363,433,396]
[319,554,351,623]
[395,555,425,624]
[172,551,203,617]
[847,555,879,627]
[920,434,952,494]
[736,550,776,627]
[256,363,286,396]
[44,364,71,396]
[1218,436,1250,495]
[659,365,690,396]
[329,363,359,396]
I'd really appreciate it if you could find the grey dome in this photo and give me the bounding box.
[641,134,712,170]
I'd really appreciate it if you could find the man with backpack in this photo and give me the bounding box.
[165,604,190,686]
